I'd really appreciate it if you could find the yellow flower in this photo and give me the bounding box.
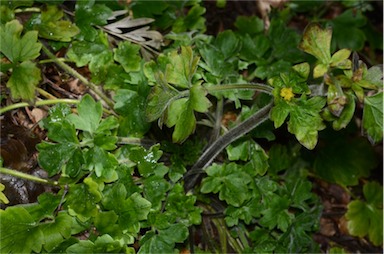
[280,87,294,101]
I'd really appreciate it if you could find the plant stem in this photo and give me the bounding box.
[0,98,79,115]
[41,44,116,110]
[36,87,58,100]
[184,100,274,191]
[0,167,60,187]
[206,83,273,95]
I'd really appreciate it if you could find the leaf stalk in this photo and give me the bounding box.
[0,167,60,187]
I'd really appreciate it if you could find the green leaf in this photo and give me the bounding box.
[47,120,78,143]
[143,175,170,210]
[272,96,326,150]
[172,5,206,33]
[225,198,262,226]
[75,1,112,41]
[235,16,264,35]
[114,41,141,72]
[167,99,196,143]
[189,82,211,112]
[0,183,9,204]
[362,92,383,144]
[329,9,367,50]
[138,234,174,254]
[299,23,331,64]
[145,82,179,122]
[165,184,202,225]
[32,5,79,42]
[158,223,189,244]
[0,206,44,253]
[331,92,355,130]
[215,30,241,59]
[66,35,113,73]
[226,139,269,176]
[85,147,118,179]
[6,60,41,100]
[41,212,72,252]
[67,94,103,134]
[129,144,164,177]
[37,142,80,176]
[346,182,383,246]
[66,234,126,253]
[0,20,42,62]
[66,178,102,220]
[201,163,252,207]
[166,46,200,88]
[314,137,378,186]
[114,89,151,137]
[259,195,293,231]
[242,33,270,62]
[287,96,326,149]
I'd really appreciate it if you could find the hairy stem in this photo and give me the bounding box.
[206,83,273,95]
[0,167,60,187]
[41,44,116,111]
[184,101,273,191]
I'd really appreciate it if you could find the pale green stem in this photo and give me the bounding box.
[14,7,41,13]
[206,83,273,95]
[0,99,79,115]
[36,87,57,100]
[41,44,115,110]
[39,58,72,64]
[0,167,60,187]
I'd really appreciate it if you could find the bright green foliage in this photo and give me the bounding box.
[362,92,383,144]
[226,139,269,175]
[0,183,9,204]
[139,223,189,254]
[114,41,141,72]
[7,60,41,100]
[201,163,253,207]
[66,177,102,220]
[299,24,351,78]
[271,95,326,150]
[1,2,382,253]
[0,206,44,253]
[29,5,79,41]
[0,20,42,100]
[314,137,378,186]
[145,46,211,142]
[66,234,131,253]
[0,20,41,62]
[346,181,383,246]
[67,95,102,134]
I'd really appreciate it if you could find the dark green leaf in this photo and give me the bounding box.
[37,141,79,176]
[75,1,112,41]
[114,89,151,137]
[362,92,383,144]
[0,20,41,62]
[314,137,378,186]
[6,61,41,100]
[201,163,252,207]
[234,16,264,35]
